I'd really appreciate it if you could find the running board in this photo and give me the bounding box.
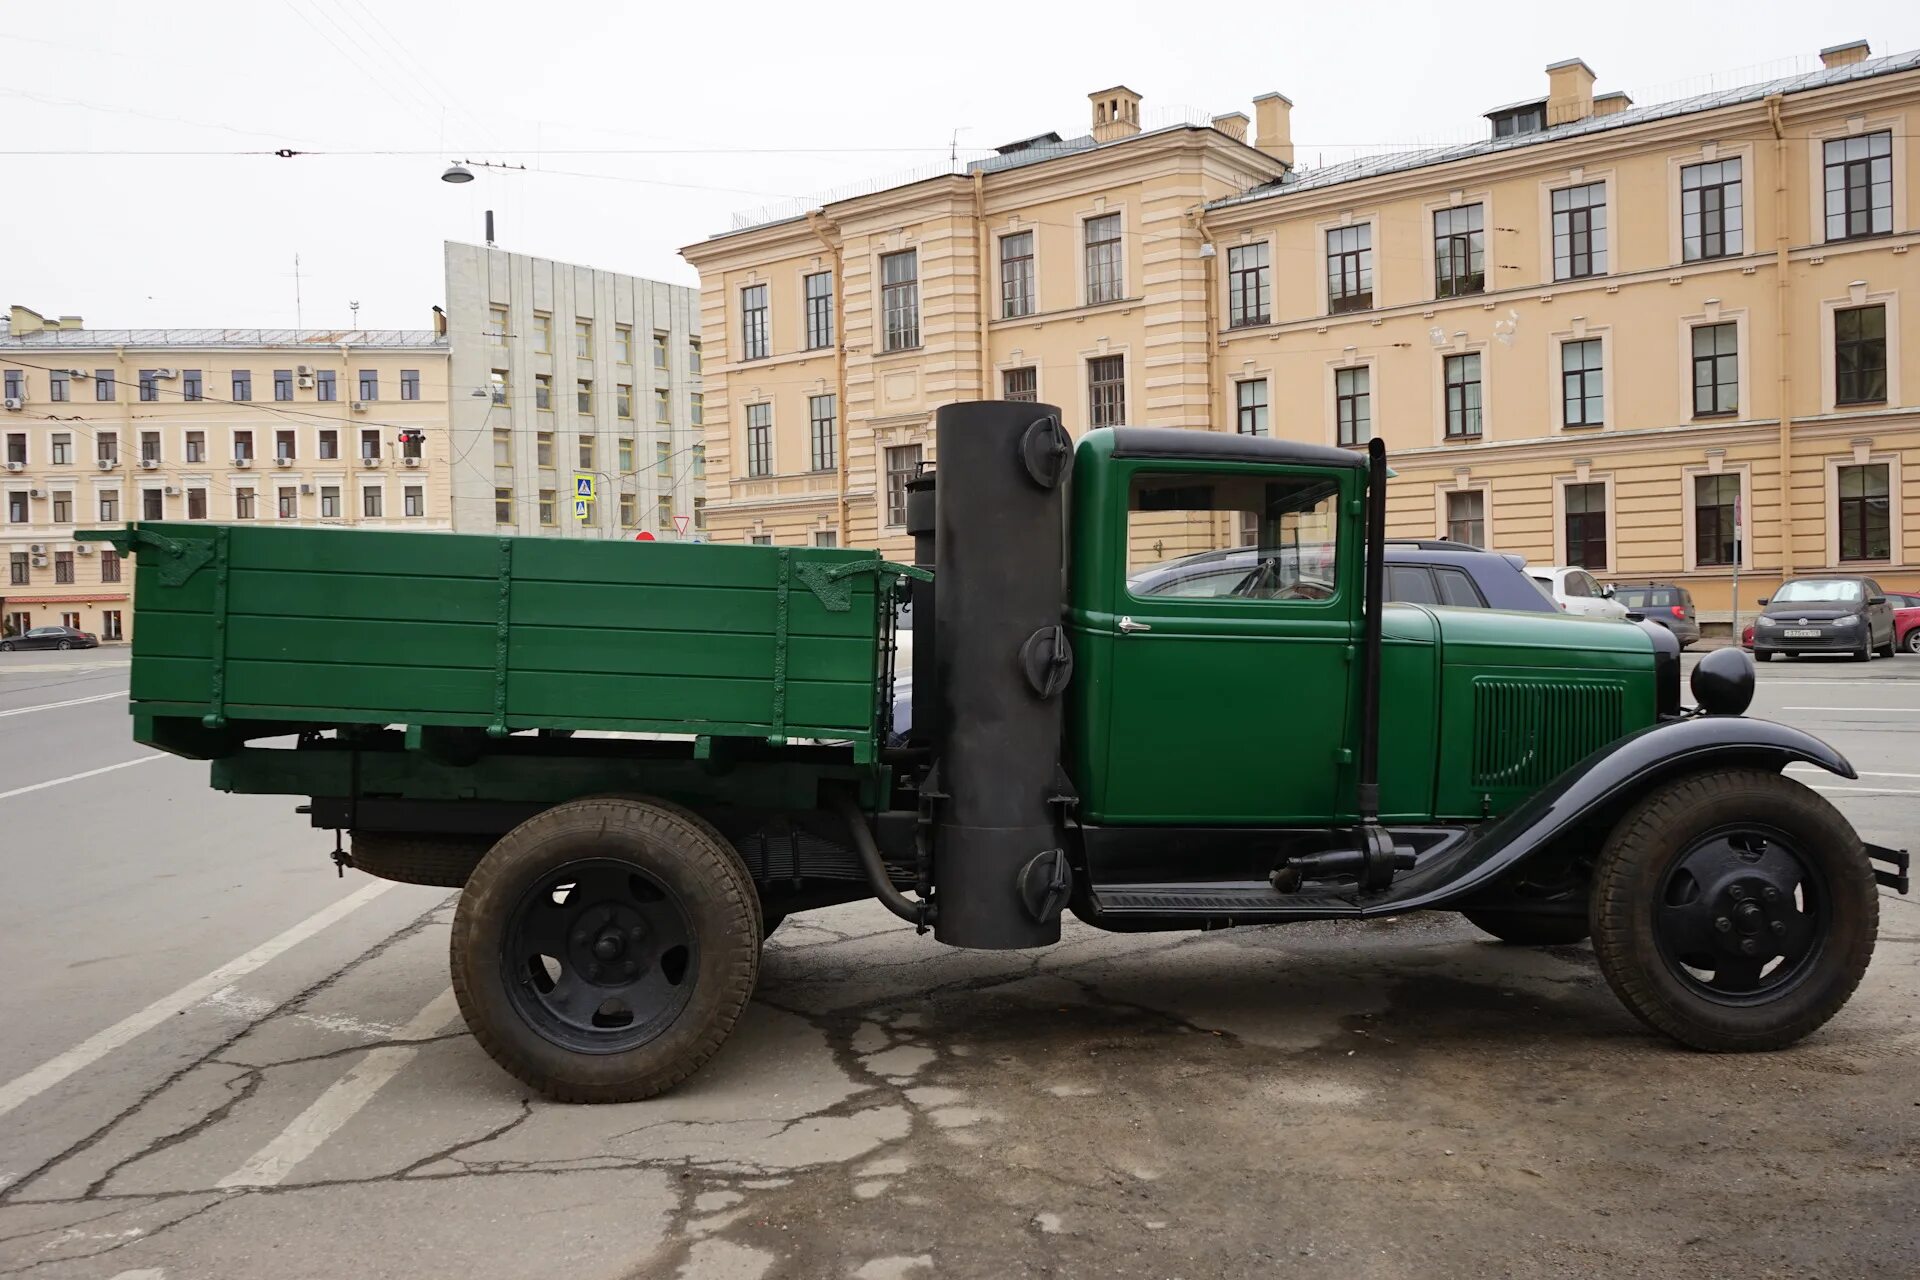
[1090,883,1361,922]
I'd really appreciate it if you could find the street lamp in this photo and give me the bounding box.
[441,162,475,184]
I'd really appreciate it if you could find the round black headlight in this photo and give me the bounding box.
[1691,647,1756,716]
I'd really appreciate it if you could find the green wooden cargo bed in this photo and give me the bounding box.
[84,522,913,763]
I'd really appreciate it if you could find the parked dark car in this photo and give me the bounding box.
[1610,583,1701,648]
[0,625,99,652]
[1751,576,1897,661]
[1126,541,1558,613]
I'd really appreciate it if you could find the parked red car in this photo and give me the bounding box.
[1744,592,1920,654]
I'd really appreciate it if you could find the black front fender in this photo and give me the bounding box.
[1391,716,1855,913]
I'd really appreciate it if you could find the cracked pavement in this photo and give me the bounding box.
[2,656,1917,1279]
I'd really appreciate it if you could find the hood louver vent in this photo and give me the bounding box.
[1471,678,1624,790]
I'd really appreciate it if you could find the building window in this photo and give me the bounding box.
[100,548,121,582]
[234,489,255,520]
[1444,353,1482,439]
[538,488,557,526]
[1693,473,1740,566]
[484,369,506,406]
[693,496,707,529]
[808,394,836,471]
[8,551,26,585]
[1692,323,1738,416]
[493,428,512,466]
[536,432,554,467]
[316,486,339,519]
[576,379,593,414]
[615,326,634,366]
[362,486,382,518]
[1491,103,1545,138]
[520,372,544,411]
[50,370,69,402]
[1564,482,1608,569]
[1561,338,1604,427]
[1000,232,1035,319]
[745,402,772,477]
[1235,379,1269,436]
[750,534,772,546]
[654,387,670,423]
[401,430,423,460]
[231,369,251,401]
[1824,131,1893,242]
[495,488,513,524]
[1835,305,1887,405]
[359,429,380,460]
[805,271,835,349]
[3,433,22,465]
[358,370,378,401]
[885,444,921,527]
[690,391,703,426]
[404,485,424,518]
[653,330,669,370]
[533,313,551,354]
[1681,159,1742,261]
[99,490,120,521]
[1088,354,1126,428]
[278,487,298,519]
[52,433,73,464]
[616,383,633,419]
[1447,490,1485,546]
[189,488,208,519]
[95,369,115,401]
[1838,463,1891,561]
[577,434,595,470]
[1335,367,1371,445]
[140,431,160,464]
[318,429,338,459]
[613,490,633,528]
[617,437,634,472]
[315,370,336,402]
[182,370,202,401]
[2,371,18,402]
[1227,242,1271,327]
[881,251,920,351]
[232,430,254,462]
[689,338,702,373]
[656,440,672,480]
[1084,213,1123,305]
[692,444,706,479]
[574,319,593,359]
[274,369,293,401]
[740,285,769,360]
[1552,182,1607,280]
[489,306,509,346]
[1433,204,1485,297]
[101,610,122,640]
[398,368,419,401]
[5,491,24,523]
[138,370,158,402]
[143,488,163,520]
[1003,367,1037,402]
[813,531,838,549]
[97,432,118,465]
[656,494,674,528]
[1325,224,1373,313]
[54,551,74,584]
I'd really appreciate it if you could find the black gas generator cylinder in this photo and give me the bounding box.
[930,400,1075,949]
[903,471,938,751]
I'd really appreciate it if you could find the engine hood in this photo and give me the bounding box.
[1758,603,1859,621]
[1392,604,1655,669]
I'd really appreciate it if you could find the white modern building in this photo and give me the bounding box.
[444,242,704,539]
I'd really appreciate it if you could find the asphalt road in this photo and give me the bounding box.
[0,646,1914,1280]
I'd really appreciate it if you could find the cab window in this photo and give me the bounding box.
[1386,565,1438,605]
[1125,471,1341,603]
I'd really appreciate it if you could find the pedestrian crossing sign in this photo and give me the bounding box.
[574,498,591,522]
[574,474,595,499]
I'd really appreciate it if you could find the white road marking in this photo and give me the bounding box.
[107,1270,167,1279]
[217,987,459,1189]
[1809,785,1920,797]
[0,881,396,1120]
[1781,706,1916,712]
[0,660,130,674]
[0,754,165,803]
[1787,765,1920,780]
[0,689,128,718]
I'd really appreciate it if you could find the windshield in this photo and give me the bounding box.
[1773,579,1862,604]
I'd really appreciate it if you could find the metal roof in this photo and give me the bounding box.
[1209,47,1920,209]
[0,328,448,350]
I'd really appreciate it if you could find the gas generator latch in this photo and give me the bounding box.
[1019,625,1075,699]
[1017,415,1073,489]
[1019,849,1073,924]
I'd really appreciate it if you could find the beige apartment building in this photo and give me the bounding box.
[686,43,1920,626]
[0,306,451,641]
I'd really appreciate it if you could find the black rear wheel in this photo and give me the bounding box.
[1462,908,1590,946]
[451,797,759,1102]
[1590,770,1877,1051]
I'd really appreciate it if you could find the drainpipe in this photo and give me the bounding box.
[973,170,992,399]
[1768,94,1795,580]
[807,212,850,543]
[1188,206,1221,430]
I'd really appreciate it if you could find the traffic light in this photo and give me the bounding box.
[396,429,426,449]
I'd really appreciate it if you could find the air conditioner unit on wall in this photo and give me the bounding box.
[153,368,178,380]
[299,484,314,495]
[29,543,45,554]
[234,457,253,469]
[75,542,93,555]
[163,486,180,496]
[351,401,368,413]
[403,457,421,468]
[29,489,43,499]
[4,461,22,472]
[95,458,114,471]
[297,375,314,389]
[3,397,23,411]
[360,456,380,468]
[295,364,313,377]
[275,457,292,468]
[140,459,159,469]
[30,555,48,567]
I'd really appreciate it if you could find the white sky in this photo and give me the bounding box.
[7,0,1916,331]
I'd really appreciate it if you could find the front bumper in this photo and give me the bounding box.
[1868,843,1911,894]
[1753,625,1866,654]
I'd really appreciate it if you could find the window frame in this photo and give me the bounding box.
[1691,321,1739,417]
[739,284,769,361]
[1559,337,1605,428]
[1444,488,1487,547]
[1561,479,1611,572]
[744,402,773,478]
[1689,470,1744,569]
[1083,213,1124,306]
[880,250,920,352]
[1235,378,1269,437]
[999,231,1035,319]
[1550,181,1609,281]
[1432,203,1485,299]
[1822,130,1894,243]
[1680,157,1743,262]
[1834,304,1888,407]
[884,443,922,528]
[803,271,835,349]
[807,393,836,472]
[1226,241,1271,328]
[1087,354,1127,429]
[1324,223,1374,314]
[1002,366,1038,403]
[1334,365,1371,447]
[1835,460,1893,563]
[1442,352,1483,440]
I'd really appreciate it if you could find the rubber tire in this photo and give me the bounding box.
[580,793,764,941]
[1462,908,1591,946]
[0,642,12,652]
[1590,769,1878,1052]
[350,833,488,887]
[1906,630,1920,655]
[451,797,760,1103]
[57,640,71,650]
[1852,641,1870,662]
[1876,633,1896,659]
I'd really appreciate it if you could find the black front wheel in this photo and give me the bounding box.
[57,640,71,650]
[451,797,760,1102]
[1590,769,1877,1051]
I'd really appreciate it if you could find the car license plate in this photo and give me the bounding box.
[1784,629,1821,638]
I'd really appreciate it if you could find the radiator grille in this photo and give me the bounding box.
[1470,678,1624,790]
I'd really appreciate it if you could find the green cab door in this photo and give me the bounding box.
[1072,458,1360,826]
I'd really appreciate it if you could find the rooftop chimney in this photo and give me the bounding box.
[1253,93,1293,166]
[1821,39,1870,69]
[1546,58,1597,126]
[1211,112,1250,143]
[1089,86,1142,143]
[1591,90,1633,118]
[8,305,83,336]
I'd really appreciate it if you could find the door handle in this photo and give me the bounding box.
[1117,616,1151,634]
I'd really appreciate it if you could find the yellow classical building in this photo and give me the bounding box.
[686,42,1920,628]
[0,306,452,641]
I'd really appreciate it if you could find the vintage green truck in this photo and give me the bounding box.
[88,401,1908,1102]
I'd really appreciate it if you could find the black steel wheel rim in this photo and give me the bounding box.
[502,858,699,1054]
[1653,823,1830,1005]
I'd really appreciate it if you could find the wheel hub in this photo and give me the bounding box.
[567,902,648,984]
[1655,829,1826,1002]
